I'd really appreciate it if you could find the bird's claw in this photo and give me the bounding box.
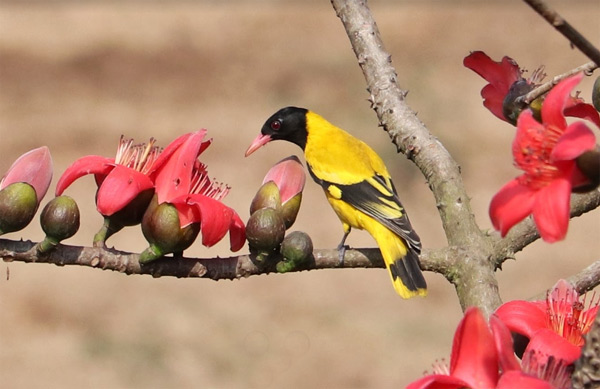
[336,243,348,267]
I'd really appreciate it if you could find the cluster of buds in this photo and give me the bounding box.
[0,146,80,253]
[245,156,313,271]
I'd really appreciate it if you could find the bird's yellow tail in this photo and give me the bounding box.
[372,225,427,299]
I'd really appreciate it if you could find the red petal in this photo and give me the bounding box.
[152,131,211,204]
[406,374,469,389]
[541,73,583,130]
[184,194,233,247]
[532,177,571,242]
[1,146,53,203]
[564,99,600,128]
[229,211,246,251]
[495,300,547,338]
[55,155,115,196]
[464,51,522,122]
[489,179,536,236]
[149,131,207,174]
[527,328,582,364]
[482,84,510,121]
[450,308,499,388]
[489,314,521,372]
[95,165,154,216]
[551,121,596,161]
[497,371,553,389]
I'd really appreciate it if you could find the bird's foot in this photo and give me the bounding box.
[336,243,349,267]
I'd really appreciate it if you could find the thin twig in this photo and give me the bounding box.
[517,61,598,105]
[522,0,600,66]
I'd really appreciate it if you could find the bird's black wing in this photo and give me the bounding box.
[310,168,421,254]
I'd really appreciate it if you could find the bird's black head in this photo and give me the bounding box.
[245,106,308,157]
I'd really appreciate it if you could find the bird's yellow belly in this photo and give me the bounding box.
[326,193,367,231]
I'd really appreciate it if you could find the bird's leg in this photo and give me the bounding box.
[336,226,351,266]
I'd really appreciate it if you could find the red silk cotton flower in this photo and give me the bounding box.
[464,51,600,127]
[489,73,597,242]
[495,279,599,366]
[56,136,160,217]
[406,307,553,389]
[146,130,245,254]
[464,51,527,123]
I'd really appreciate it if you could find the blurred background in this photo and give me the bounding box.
[1,1,598,387]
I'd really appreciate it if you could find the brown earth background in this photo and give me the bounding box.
[1,1,599,388]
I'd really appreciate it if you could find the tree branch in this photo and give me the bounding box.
[522,0,600,66]
[0,238,453,280]
[517,61,598,105]
[330,0,501,314]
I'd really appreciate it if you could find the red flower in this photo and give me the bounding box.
[464,51,527,122]
[1,146,53,204]
[56,136,160,217]
[407,307,552,389]
[464,51,600,127]
[489,73,597,242]
[495,279,599,365]
[149,131,245,251]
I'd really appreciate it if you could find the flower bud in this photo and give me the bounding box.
[593,76,600,112]
[245,207,286,253]
[502,79,535,125]
[277,231,313,273]
[0,182,38,235]
[249,181,281,215]
[37,195,80,253]
[140,195,200,263]
[573,148,600,193]
[281,192,302,229]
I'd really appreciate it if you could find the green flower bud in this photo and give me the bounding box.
[593,76,600,112]
[281,192,302,229]
[249,181,281,215]
[277,231,313,273]
[245,207,286,253]
[37,195,80,253]
[140,195,200,264]
[0,182,38,235]
[573,148,600,193]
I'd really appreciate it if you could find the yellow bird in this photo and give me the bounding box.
[245,107,426,298]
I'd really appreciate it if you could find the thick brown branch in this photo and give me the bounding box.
[330,0,500,315]
[0,238,451,279]
[522,0,600,66]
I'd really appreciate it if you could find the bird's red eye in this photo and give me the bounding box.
[270,120,281,131]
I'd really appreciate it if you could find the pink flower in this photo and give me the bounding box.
[495,279,599,366]
[1,146,53,204]
[148,131,245,252]
[489,73,597,242]
[407,307,552,389]
[56,136,160,217]
[261,155,306,206]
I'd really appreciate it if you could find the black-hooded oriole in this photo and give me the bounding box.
[245,107,426,298]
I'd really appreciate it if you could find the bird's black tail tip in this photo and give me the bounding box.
[388,250,427,299]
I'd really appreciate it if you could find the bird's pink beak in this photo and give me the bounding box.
[245,134,272,157]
